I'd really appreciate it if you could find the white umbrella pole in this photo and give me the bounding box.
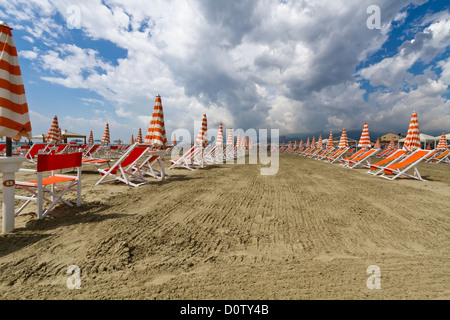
[0,156,26,234]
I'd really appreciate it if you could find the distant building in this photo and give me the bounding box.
[378,132,404,147]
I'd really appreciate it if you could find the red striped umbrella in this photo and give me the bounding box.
[136,128,143,143]
[437,132,448,150]
[403,111,420,152]
[338,128,348,148]
[387,137,395,150]
[130,134,134,144]
[326,131,333,149]
[216,123,223,145]
[374,138,380,149]
[227,128,233,146]
[311,136,316,148]
[46,115,60,143]
[306,137,310,148]
[358,123,371,149]
[195,113,208,146]
[101,123,110,145]
[299,140,304,149]
[236,133,241,147]
[88,130,94,144]
[0,22,32,152]
[316,135,323,148]
[144,95,167,148]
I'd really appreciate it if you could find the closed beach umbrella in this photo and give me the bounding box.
[0,21,32,156]
[299,140,304,150]
[171,133,177,146]
[316,135,323,148]
[236,133,241,148]
[311,136,316,149]
[388,137,395,150]
[217,123,223,145]
[130,134,134,144]
[306,137,310,148]
[437,132,448,150]
[88,130,94,144]
[358,123,371,149]
[136,128,143,143]
[338,128,348,148]
[227,128,233,146]
[403,111,420,152]
[101,123,110,145]
[195,113,207,146]
[326,131,333,149]
[144,95,168,149]
[374,138,380,149]
[46,115,60,143]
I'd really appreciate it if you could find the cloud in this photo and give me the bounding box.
[4,0,450,140]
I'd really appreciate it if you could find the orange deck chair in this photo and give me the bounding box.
[380,149,432,181]
[367,149,407,175]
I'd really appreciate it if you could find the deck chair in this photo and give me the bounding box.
[367,149,407,175]
[422,149,440,163]
[169,145,198,170]
[430,150,450,164]
[95,143,151,187]
[133,149,167,180]
[82,144,101,158]
[15,152,82,220]
[24,143,50,163]
[316,148,335,160]
[380,149,432,181]
[340,148,367,165]
[326,148,349,163]
[307,148,323,158]
[344,149,380,169]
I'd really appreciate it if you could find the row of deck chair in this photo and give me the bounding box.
[14,143,167,220]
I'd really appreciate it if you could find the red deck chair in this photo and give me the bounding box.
[15,152,82,219]
[24,143,50,162]
[95,143,150,187]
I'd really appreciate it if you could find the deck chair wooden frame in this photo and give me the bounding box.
[15,152,82,219]
[95,143,151,187]
[380,149,432,181]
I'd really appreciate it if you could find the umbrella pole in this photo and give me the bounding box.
[6,137,12,157]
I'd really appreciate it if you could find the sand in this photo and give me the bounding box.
[0,152,449,300]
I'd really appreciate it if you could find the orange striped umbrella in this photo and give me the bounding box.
[358,123,371,149]
[236,133,241,147]
[403,111,420,152]
[437,132,448,150]
[136,128,143,143]
[311,136,316,148]
[338,128,348,148]
[144,95,167,148]
[88,130,94,144]
[227,128,233,146]
[387,137,395,149]
[171,133,177,146]
[130,134,134,144]
[217,123,223,145]
[316,135,323,148]
[306,137,310,148]
[299,140,303,149]
[101,123,110,145]
[374,138,380,149]
[195,113,208,146]
[46,115,60,143]
[0,22,32,150]
[326,131,333,149]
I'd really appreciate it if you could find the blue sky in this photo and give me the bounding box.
[1,0,449,142]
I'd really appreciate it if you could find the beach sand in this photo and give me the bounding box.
[0,152,449,300]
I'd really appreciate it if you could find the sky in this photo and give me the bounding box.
[1,0,449,142]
